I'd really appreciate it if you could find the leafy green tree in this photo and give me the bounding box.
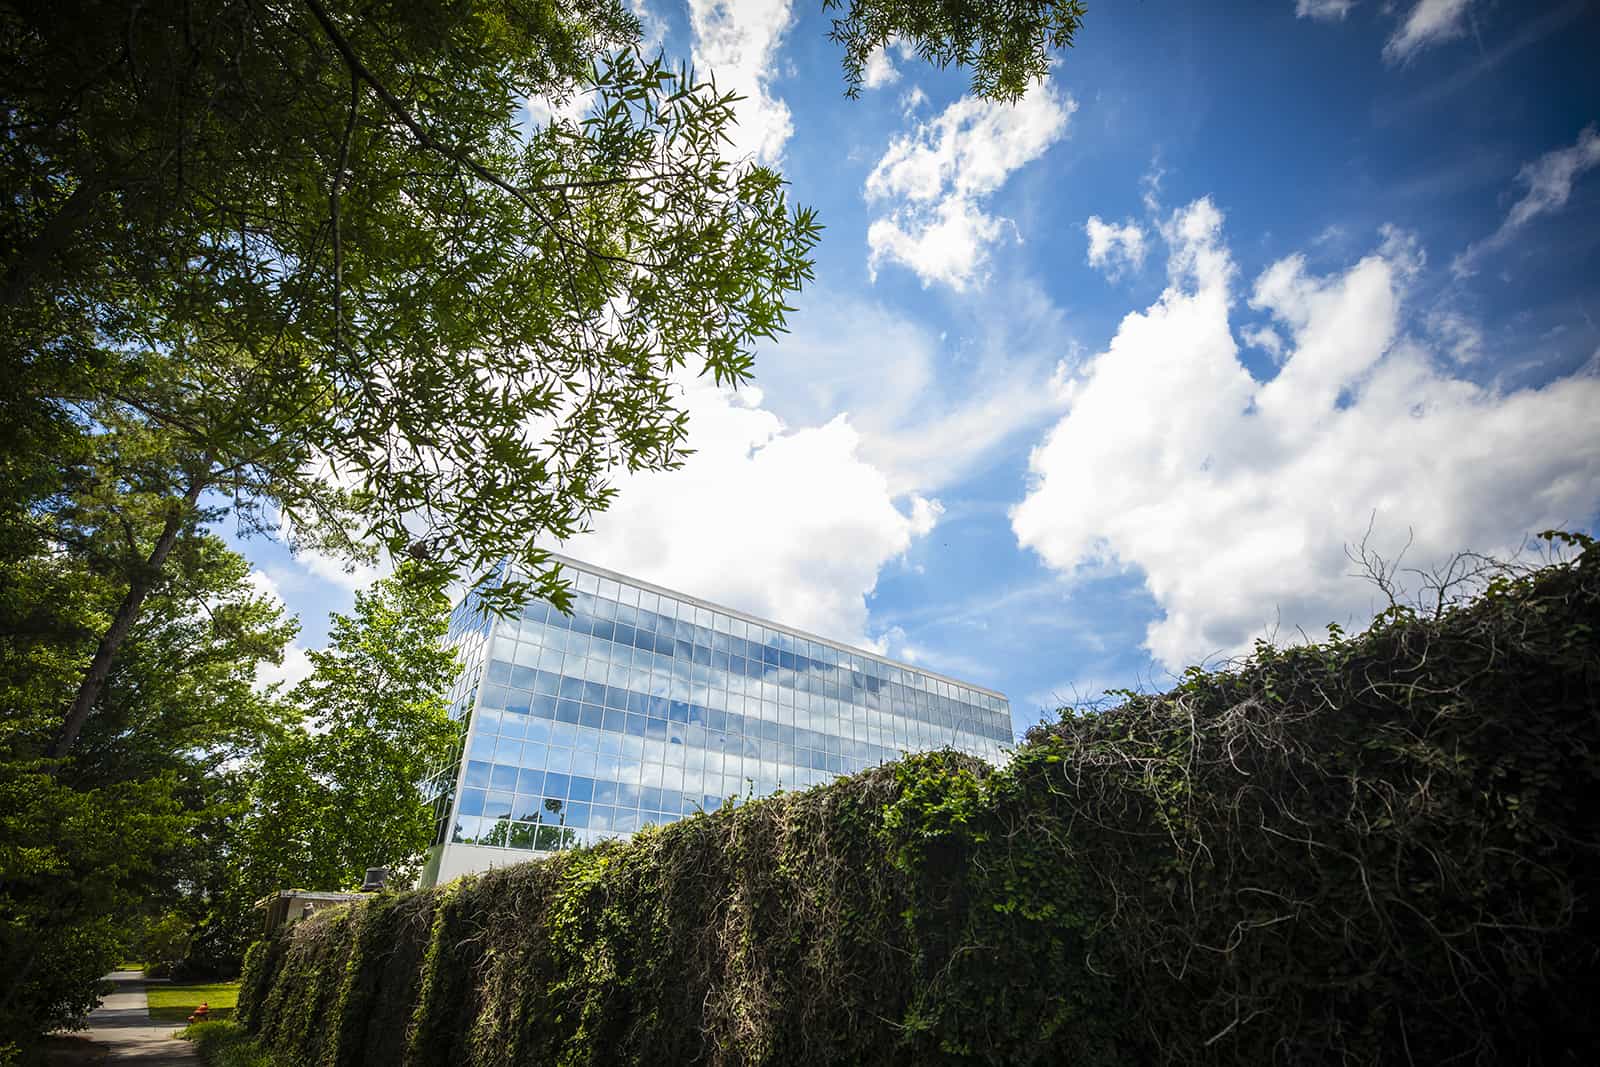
[222,568,461,946]
[2,0,1085,760]
[3,0,819,757]
[0,762,187,1042]
[0,512,293,1038]
[137,910,195,974]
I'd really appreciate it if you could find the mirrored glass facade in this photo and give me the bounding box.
[421,556,1011,885]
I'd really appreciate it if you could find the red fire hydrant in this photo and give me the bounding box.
[187,1002,210,1024]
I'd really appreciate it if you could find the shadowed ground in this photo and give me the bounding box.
[56,972,200,1066]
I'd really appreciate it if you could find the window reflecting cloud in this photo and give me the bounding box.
[426,560,1010,857]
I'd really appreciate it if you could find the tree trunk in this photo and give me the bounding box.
[52,478,205,759]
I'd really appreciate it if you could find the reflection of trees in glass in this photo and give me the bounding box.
[538,798,578,850]
[453,810,576,851]
[533,823,579,851]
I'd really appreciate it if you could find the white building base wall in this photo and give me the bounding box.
[425,842,536,887]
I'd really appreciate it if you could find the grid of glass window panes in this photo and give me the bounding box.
[448,562,1012,852]
[423,587,493,848]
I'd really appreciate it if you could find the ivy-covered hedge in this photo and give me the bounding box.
[240,541,1600,1066]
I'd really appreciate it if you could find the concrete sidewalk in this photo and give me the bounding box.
[76,971,201,1065]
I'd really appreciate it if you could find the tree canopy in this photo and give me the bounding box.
[0,515,293,1037]
[6,0,811,613]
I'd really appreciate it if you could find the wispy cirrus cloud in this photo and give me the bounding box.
[1294,0,1358,22]
[750,285,1070,496]
[1454,123,1600,276]
[1384,0,1473,64]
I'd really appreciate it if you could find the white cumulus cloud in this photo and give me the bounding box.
[1085,216,1147,278]
[862,45,900,89]
[1385,0,1473,64]
[286,539,386,593]
[688,0,795,165]
[1454,123,1600,276]
[554,377,941,648]
[526,88,595,129]
[1012,197,1600,671]
[865,84,1074,290]
[245,568,285,606]
[256,644,314,693]
[246,570,315,691]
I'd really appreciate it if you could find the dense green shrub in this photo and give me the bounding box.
[241,542,1600,1065]
[184,1019,293,1067]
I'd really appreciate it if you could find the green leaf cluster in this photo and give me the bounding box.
[827,0,1086,102]
[2,0,823,621]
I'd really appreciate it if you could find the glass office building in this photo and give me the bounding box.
[420,556,1011,886]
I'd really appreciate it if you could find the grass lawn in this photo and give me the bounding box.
[146,980,241,1024]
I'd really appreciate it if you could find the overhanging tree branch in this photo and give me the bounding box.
[299,0,652,271]
[331,69,361,351]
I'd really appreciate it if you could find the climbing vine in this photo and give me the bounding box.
[240,542,1600,1065]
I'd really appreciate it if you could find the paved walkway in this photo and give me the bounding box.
[75,971,201,1065]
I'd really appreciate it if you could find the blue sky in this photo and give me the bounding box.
[235,0,1600,740]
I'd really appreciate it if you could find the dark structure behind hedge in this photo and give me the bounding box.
[239,541,1600,1066]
